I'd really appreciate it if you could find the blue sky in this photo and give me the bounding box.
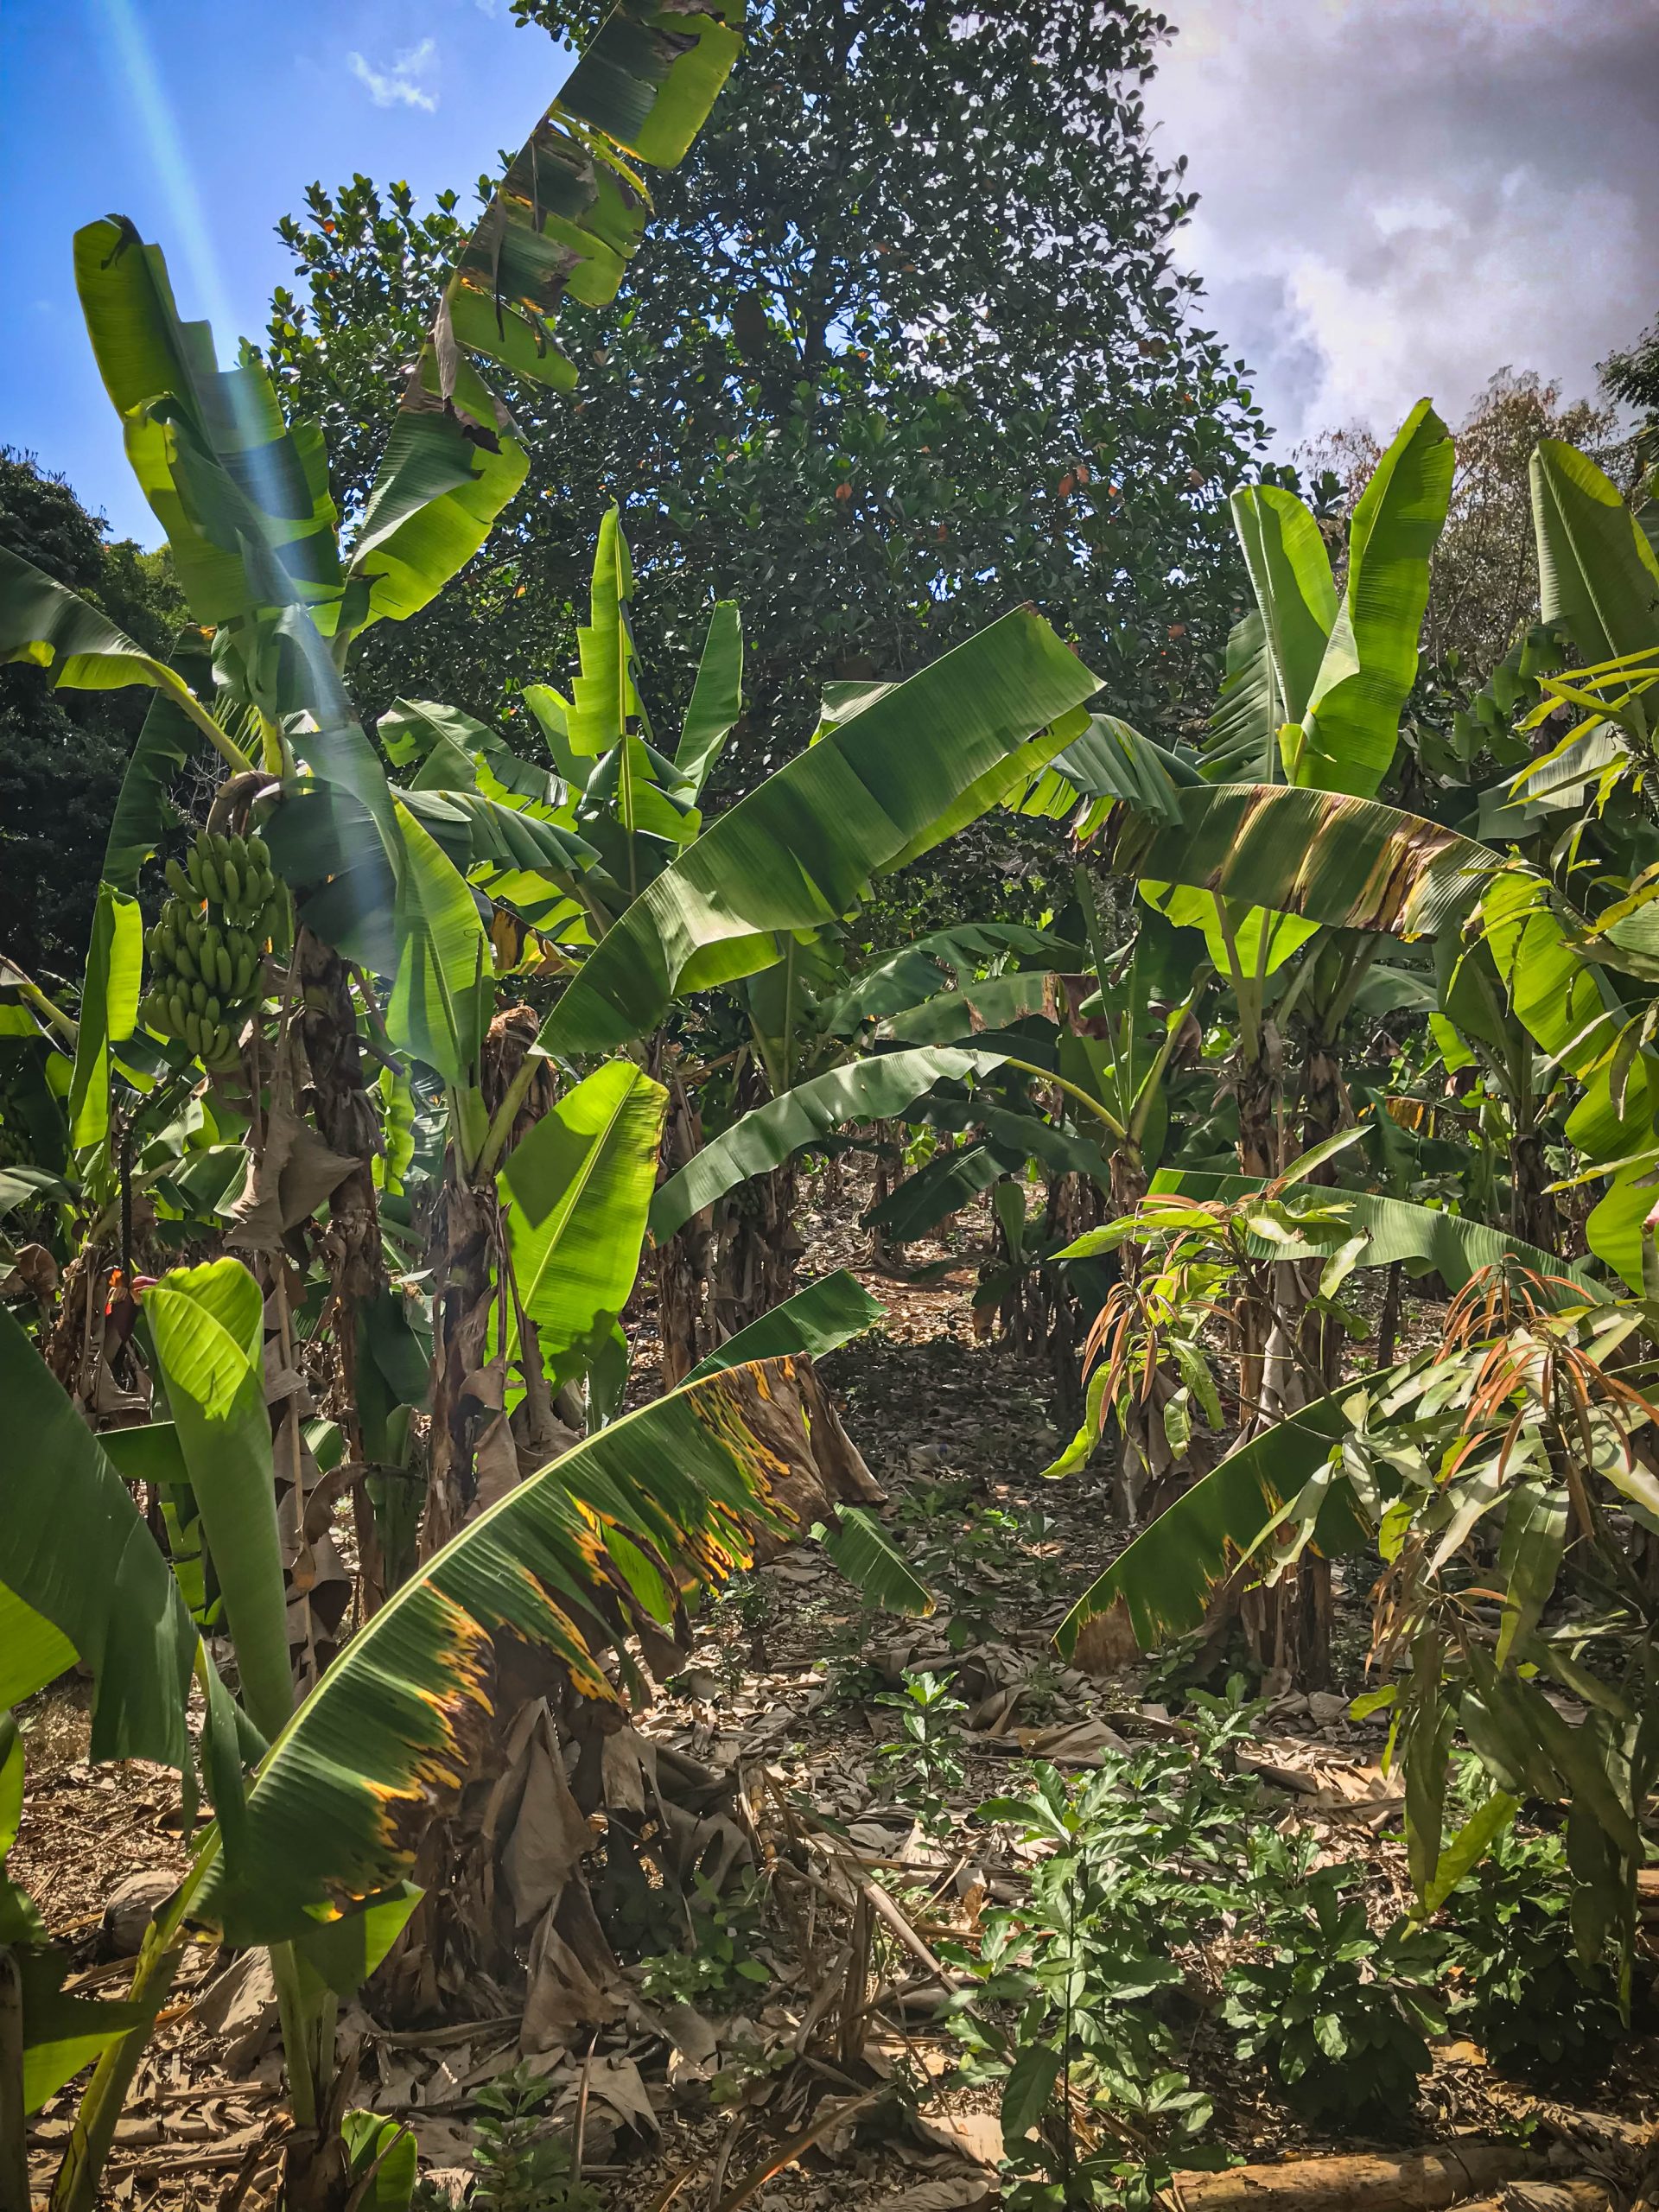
[2,0,573,543]
[3,1,1656,548]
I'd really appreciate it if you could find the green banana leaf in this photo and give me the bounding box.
[0,546,230,761]
[1012,712,1195,829]
[649,1046,1007,1243]
[817,1505,935,1618]
[386,799,491,1089]
[684,1271,887,1381]
[1531,438,1659,670]
[73,219,346,630]
[676,601,744,794]
[1055,1380,1381,1656]
[499,1060,667,1369]
[880,967,1063,1046]
[863,1143,1004,1238]
[537,608,1100,1056]
[349,0,744,629]
[102,633,219,891]
[1205,608,1282,785]
[1103,784,1507,941]
[1229,486,1337,733]
[0,1307,198,1769]
[821,924,1082,1034]
[1298,400,1454,797]
[67,885,142,1149]
[190,1357,810,1945]
[143,1261,293,1744]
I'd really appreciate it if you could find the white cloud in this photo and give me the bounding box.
[1146,0,1659,449]
[347,37,440,112]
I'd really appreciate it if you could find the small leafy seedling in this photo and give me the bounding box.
[874,1669,968,1837]
[465,2063,599,2212]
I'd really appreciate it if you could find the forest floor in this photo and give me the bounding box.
[16,1193,1659,2209]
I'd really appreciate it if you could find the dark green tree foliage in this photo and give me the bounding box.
[267,0,1268,769]
[0,453,185,977]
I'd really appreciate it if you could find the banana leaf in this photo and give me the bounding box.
[1531,438,1659,671]
[0,1307,198,1769]
[143,1261,293,1743]
[1298,400,1454,797]
[190,1357,815,1945]
[1055,1380,1381,1656]
[349,0,744,629]
[862,1143,1003,1238]
[67,886,142,1150]
[820,924,1082,1034]
[676,601,744,794]
[537,609,1100,1056]
[1229,486,1336,733]
[0,547,230,760]
[817,1505,935,1618]
[499,1060,666,1370]
[1103,784,1507,940]
[684,1272,887,1381]
[649,1046,1007,1243]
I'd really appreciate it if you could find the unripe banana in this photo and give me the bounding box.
[186,844,207,894]
[228,833,249,876]
[217,943,233,995]
[221,859,242,909]
[247,833,270,868]
[184,1009,203,1057]
[174,940,197,984]
[167,989,187,1033]
[190,979,207,1015]
[204,993,220,1028]
[166,857,192,900]
[202,855,224,905]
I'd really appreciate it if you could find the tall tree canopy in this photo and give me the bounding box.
[267,0,1268,773]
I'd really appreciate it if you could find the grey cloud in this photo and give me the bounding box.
[1147,0,1659,447]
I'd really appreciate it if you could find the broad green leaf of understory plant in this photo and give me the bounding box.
[143,1259,293,1745]
[498,1060,666,1371]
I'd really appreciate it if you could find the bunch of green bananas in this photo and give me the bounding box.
[140,830,278,1072]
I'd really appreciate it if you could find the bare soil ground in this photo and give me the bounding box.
[16,1202,1658,2209]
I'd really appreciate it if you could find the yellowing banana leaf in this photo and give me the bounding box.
[1055,1380,1379,1656]
[538,608,1100,1056]
[684,1271,887,1382]
[821,924,1082,1035]
[144,1262,293,1744]
[649,1046,1007,1243]
[557,0,745,166]
[880,967,1064,1046]
[499,1060,666,1370]
[1010,712,1193,830]
[0,1307,198,1769]
[190,1357,809,1946]
[67,885,142,1150]
[1102,784,1506,940]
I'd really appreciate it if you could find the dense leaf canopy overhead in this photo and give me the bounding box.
[267,0,1268,769]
